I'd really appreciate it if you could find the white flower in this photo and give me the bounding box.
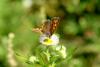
[8,33,15,39]
[22,0,32,9]
[29,56,38,63]
[56,45,67,58]
[40,34,59,46]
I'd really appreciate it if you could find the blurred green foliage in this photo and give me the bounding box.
[0,0,100,67]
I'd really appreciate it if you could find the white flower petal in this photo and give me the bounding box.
[50,34,59,45]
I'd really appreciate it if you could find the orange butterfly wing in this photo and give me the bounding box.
[41,20,51,36]
[49,17,60,36]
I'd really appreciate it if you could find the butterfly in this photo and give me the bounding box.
[32,17,60,37]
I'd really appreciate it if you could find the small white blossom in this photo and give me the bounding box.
[39,34,59,46]
[8,33,15,39]
[56,45,67,58]
[22,0,33,9]
[29,56,38,63]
